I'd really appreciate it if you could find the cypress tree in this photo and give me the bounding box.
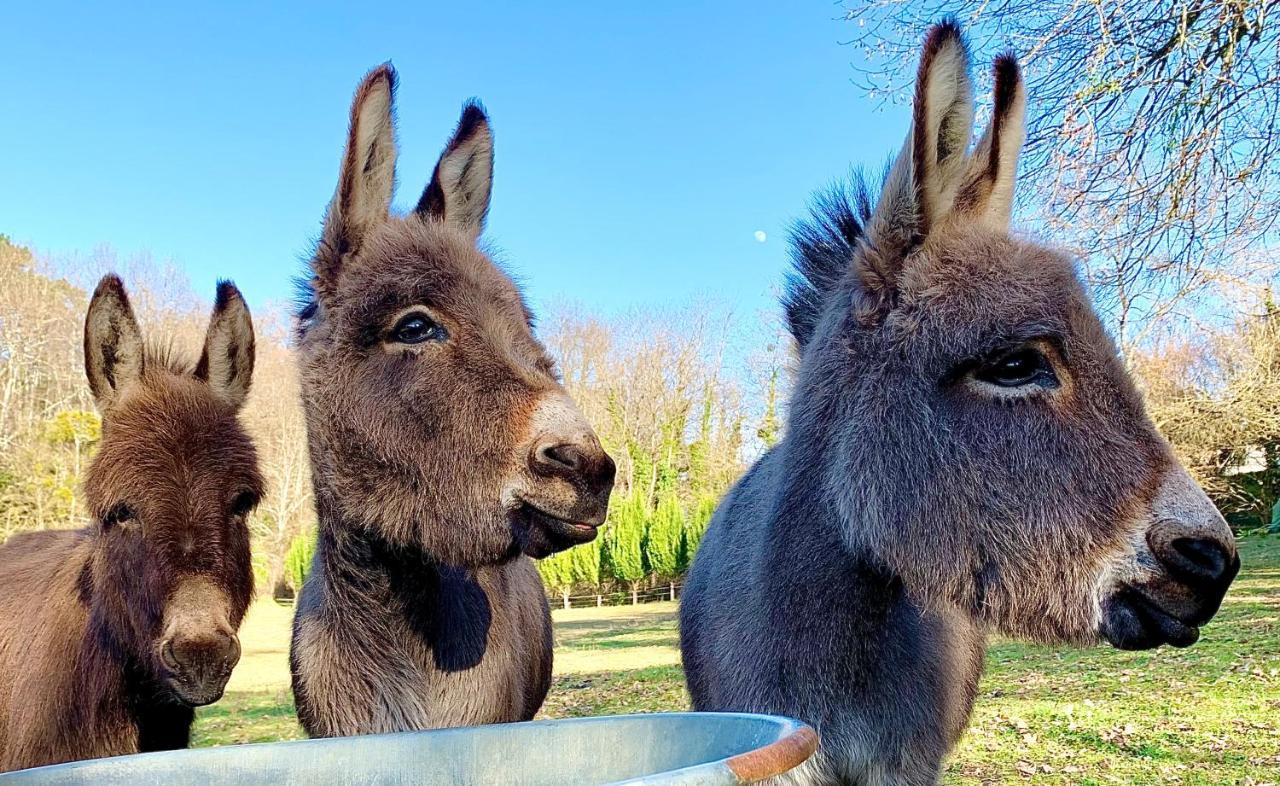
[682,494,718,571]
[284,529,318,595]
[570,534,602,589]
[647,488,684,579]
[536,549,576,609]
[605,492,647,603]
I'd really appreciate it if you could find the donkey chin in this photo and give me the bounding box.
[504,455,614,559]
[506,489,611,559]
[1096,468,1240,651]
[155,577,242,706]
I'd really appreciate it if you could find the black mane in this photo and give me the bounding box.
[783,172,876,349]
[293,272,319,339]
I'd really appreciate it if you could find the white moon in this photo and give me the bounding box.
[753,230,767,243]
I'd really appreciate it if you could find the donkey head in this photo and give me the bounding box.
[81,275,260,705]
[788,23,1237,649]
[297,65,615,566]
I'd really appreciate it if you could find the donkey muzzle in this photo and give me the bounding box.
[161,629,242,706]
[513,394,616,558]
[159,577,242,705]
[1100,469,1239,650]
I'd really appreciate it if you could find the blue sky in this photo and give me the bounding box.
[1,2,907,322]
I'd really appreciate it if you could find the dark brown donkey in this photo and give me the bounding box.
[289,66,615,736]
[680,22,1240,786]
[0,276,260,772]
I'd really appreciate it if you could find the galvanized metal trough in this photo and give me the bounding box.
[0,712,817,785]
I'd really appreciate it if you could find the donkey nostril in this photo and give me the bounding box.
[222,632,242,666]
[162,640,181,671]
[599,452,617,487]
[1167,537,1230,583]
[535,442,585,473]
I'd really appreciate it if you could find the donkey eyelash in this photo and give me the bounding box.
[964,344,1064,398]
[231,492,259,517]
[377,305,450,350]
[101,503,136,530]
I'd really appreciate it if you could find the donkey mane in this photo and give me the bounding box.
[783,172,876,349]
[292,277,320,338]
[142,340,196,376]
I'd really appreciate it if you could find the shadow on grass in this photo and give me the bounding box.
[540,666,689,719]
[193,690,304,747]
[558,630,679,652]
[553,609,678,636]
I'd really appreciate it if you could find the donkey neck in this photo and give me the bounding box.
[312,497,498,672]
[769,371,904,587]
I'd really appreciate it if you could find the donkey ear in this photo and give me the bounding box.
[911,21,976,233]
[317,64,398,290]
[860,22,975,300]
[415,100,494,240]
[955,55,1027,230]
[195,281,255,411]
[84,274,146,414]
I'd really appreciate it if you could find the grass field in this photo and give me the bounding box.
[193,537,1280,784]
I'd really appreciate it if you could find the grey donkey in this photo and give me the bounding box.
[679,21,1239,786]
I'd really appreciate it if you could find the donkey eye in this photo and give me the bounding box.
[974,347,1057,389]
[390,313,447,345]
[231,492,258,518]
[102,503,136,530]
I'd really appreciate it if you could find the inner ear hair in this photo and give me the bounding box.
[83,274,146,413]
[195,280,256,410]
[911,20,976,235]
[415,100,494,239]
[955,54,1027,229]
[858,21,976,301]
[317,64,399,292]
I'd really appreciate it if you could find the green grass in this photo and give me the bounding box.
[194,537,1280,784]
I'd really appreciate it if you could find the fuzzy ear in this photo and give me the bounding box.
[860,21,976,300]
[195,281,255,411]
[955,54,1027,230]
[912,21,975,233]
[415,100,494,240]
[317,64,398,290]
[84,274,146,413]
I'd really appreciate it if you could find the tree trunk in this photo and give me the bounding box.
[561,589,571,610]
[669,581,676,601]
[631,584,639,605]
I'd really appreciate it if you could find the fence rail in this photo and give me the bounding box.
[546,581,685,610]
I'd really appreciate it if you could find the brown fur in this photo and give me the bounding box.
[681,23,1239,785]
[290,66,614,736]
[0,276,261,772]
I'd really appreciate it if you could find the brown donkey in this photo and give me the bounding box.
[289,66,615,736]
[0,276,260,772]
[679,22,1239,786]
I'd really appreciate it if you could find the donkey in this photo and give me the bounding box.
[289,65,615,737]
[679,22,1240,786]
[0,275,260,772]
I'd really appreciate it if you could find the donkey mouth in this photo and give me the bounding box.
[1100,585,1202,651]
[165,675,230,707]
[513,501,599,558]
